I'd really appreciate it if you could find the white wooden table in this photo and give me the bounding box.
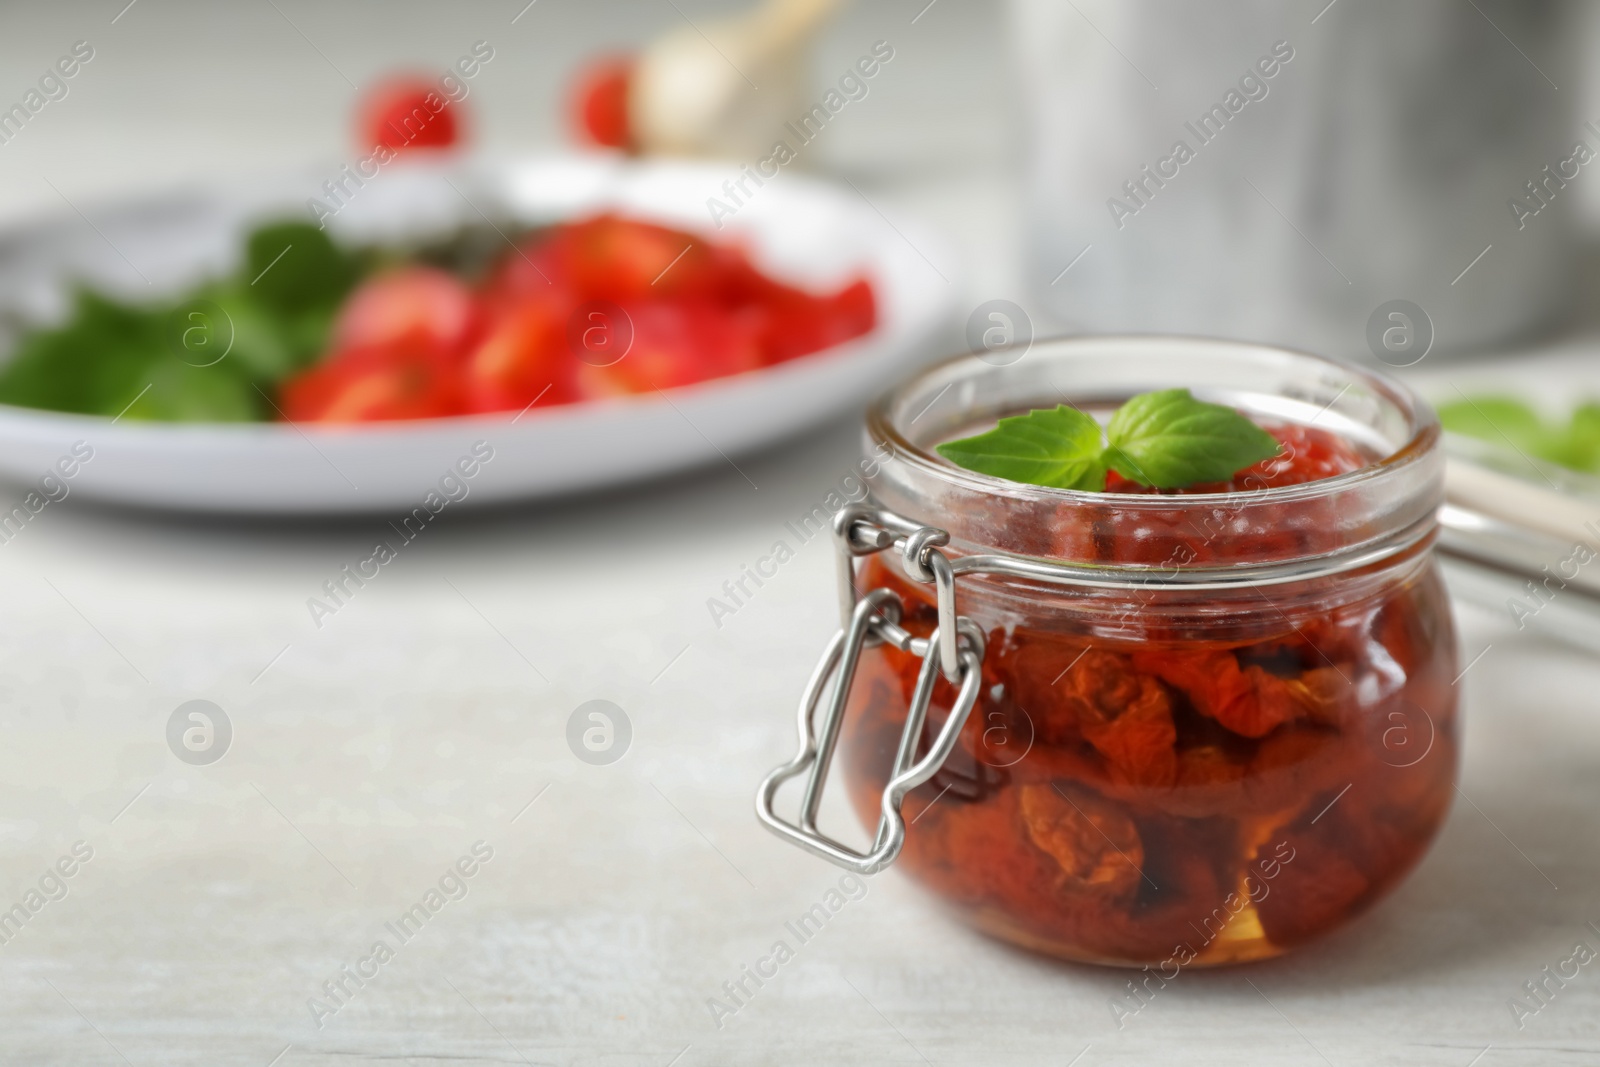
[1,2,1598,1064]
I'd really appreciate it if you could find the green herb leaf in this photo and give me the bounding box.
[244,221,359,317]
[0,290,156,416]
[934,389,1281,492]
[0,287,270,422]
[1435,396,1545,450]
[1436,395,1600,473]
[0,219,370,423]
[1104,388,1281,488]
[934,404,1108,491]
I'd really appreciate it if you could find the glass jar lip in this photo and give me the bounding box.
[867,334,1440,508]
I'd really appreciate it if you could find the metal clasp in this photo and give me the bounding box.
[755,506,986,874]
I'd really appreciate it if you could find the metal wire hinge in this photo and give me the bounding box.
[755,505,986,874]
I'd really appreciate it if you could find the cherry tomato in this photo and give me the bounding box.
[827,279,877,344]
[332,267,483,358]
[570,56,634,150]
[752,277,877,364]
[275,212,879,421]
[554,215,724,302]
[359,76,459,155]
[464,297,577,414]
[480,239,567,312]
[576,300,761,397]
[281,344,466,423]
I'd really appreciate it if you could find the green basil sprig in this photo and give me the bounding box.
[934,388,1281,491]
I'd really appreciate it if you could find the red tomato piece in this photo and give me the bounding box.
[1080,677,1179,788]
[1255,822,1371,948]
[359,76,459,155]
[554,215,726,303]
[753,276,877,364]
[575,300,762,397]
[332,267,483,359]
[481,239,566,311]
[1239,423,1369,487]
[1176,745,1250,790]
[464,297,577,414]
[999,642,1178,786]
[570,55,634,150]
[1017,783,1144,900]
[281,345,467,423]
[273,212,880,424]
[828,277,877,342]
[1131,650,1300,739]
[1001,637,1103,746]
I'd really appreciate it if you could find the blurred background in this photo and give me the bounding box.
[0,0,1017,325]
[5,1,1600,1064]
[6,0,1600,360]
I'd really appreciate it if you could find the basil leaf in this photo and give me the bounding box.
[0,290,155,415]
[122,356,263,422]
[1567,403,1600,472]
[0,288,268,421]
[935,404,1108,490]
[1436,395,1599,472]
[244,221,359,317]
[1436,396,1545,450]
[1105,388,1280,488]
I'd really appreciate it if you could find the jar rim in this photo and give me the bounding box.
[868,334,1438,508]
[863,335,1443,574]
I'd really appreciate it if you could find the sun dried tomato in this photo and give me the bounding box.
[1177,745,1250,790]
[1057,424,1371,569]
[998,641,1178,786]
[1076,667,1178,788]
[1131,650,1299,739]
[1018,783,1144,899]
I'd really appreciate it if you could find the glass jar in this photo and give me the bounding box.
[757,336,1458,967]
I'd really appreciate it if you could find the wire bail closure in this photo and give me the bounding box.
[755,504,985,874]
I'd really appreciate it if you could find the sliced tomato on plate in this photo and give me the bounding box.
[553,215,728,303]
[281,344,466,423]
[750,277,877,364]
[332,267,483,358]
[480,240,567,312]
[575,300,762,397]
[464,295,577,413]
[275,209,878,420]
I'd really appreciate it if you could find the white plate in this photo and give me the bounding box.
[0,155,951,514]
